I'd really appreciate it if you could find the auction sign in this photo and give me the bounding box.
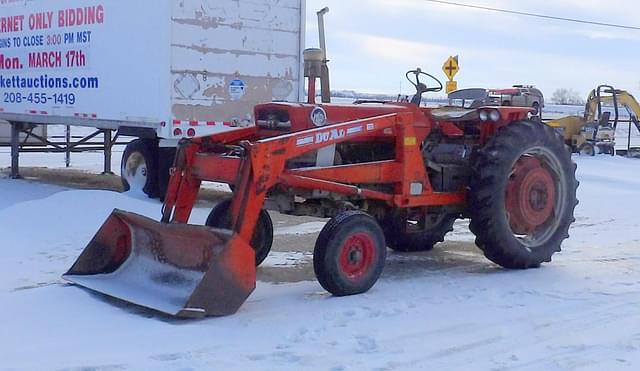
[0,0,171,122]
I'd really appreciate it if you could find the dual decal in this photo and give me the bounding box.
[295,122,376,147]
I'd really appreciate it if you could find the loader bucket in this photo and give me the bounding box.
[63,209,256,318]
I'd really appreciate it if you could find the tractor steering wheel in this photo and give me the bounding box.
[406,68,443,106]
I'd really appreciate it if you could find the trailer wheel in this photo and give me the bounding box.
[468,120,578,269]
[314,211,386,296]
[205,199,273,267]
[121,139,160,198]
[384,209,456,252]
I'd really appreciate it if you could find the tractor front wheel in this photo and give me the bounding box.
[314,211,386,296]
[468,120,578,269]
[205,199,274,267]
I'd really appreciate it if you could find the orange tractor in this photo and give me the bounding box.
[64,55,578,318]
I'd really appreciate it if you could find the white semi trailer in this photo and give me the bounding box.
[0,0,305,196]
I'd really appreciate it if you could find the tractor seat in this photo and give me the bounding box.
[598,111,612,126]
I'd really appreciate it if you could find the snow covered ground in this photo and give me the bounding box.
[1,155,640,370]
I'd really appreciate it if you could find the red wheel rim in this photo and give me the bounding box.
[339,233,376,281]
[505,156,557,235]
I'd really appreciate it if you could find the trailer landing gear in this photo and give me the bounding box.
[10,122,22,179]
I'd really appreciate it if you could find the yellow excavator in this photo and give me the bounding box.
[547,85,640,156]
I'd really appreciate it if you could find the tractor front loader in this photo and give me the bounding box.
[65,56,578,318]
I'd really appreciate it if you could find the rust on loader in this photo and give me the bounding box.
[63,210,256,318]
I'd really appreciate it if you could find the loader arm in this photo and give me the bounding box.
[163,113,406,243]
[162,110,466,243]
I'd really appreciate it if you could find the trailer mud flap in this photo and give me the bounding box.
[63,209,256,318]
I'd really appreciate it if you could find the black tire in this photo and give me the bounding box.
[384,209,456,252]
[468,120,578,269]
[532,102,541,116]
[599,145,615,156]
[205,199,273,266]
[121,139,160,198]
[578,142,596,156]
[314,211,386,296]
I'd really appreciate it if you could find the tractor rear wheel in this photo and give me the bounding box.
[314,211,386,296]
[205,199,273,267]
[468,120,578,269]
[384,209,456,252]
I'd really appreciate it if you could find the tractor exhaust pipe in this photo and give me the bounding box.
[317,7,330,104]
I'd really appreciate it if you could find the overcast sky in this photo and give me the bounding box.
[305,0,640,99]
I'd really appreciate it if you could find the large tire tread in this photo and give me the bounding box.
[384,211,456,252]
[206,199,274,267]
[468,120,579,269]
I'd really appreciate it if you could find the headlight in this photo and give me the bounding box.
[489,109,501,122]
[479,109,501,122]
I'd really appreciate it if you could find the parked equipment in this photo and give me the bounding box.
[487,86,545,115]
[64,43,579,317]
[547,85,640,156]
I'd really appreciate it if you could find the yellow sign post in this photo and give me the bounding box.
[442,56,460,80]
[446,81,458,93]
[442,55,460,94]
